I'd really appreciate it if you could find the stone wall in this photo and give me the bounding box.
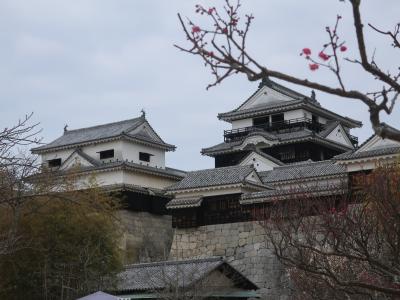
[169,221,290,299]
[118,210,173,264]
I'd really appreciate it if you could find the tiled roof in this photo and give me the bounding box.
[202,128,352,156]
[218,99,303,120]
[31,117,175,153]
[259,160,346,184]
[101,183,167,197]
[166,196,203,209]
[238,150,284,166]
[115,257,258,292]
[334,146,400,161]
[77,291,119,300]
[241,185,346,204]
[217,79,361,127]
[319,121,340,138]
[166,165,263,191]
[58,160,186,180]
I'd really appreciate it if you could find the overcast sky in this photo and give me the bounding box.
[1,0,399,171]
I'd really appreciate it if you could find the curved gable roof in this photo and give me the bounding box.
[32,116,175,153]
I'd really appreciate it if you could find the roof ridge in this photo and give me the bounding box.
[123,257,223,269]
[269,159,335,170]
[64,117,143,134]
[187,164,253,174]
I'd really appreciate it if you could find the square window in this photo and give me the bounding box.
[253,116,269,127]
[271,113,284,124]
[139,152,152,162]
[48,158,61,167]
[99,149,114,159]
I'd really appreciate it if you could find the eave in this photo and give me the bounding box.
[166,181,270,196]
[336,153,400,165]
[202,134,353,157]
[53,162,185,181]
[218,101,361,129]
[31,134,176,154]
[240,186,347,205]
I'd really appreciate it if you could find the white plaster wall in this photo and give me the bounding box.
[121,140,165,168]
[284,109,304,120]
[231,118,253,129]
[326,126,352,147]
[40,149,74,165]
[241,86,293,110]
[239,152,279,172]
[83,140,124,162]
[361,135,400,151]
[40,139,166,169]
[123,171,177,189]
[239,136,276,150]
[85,170,124,186]
[74,169,178,190]
[60,152,94,170]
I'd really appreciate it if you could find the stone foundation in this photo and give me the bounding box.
[169,221,290,299]
[118,210,173,263]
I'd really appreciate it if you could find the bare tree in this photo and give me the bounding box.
[255,164,400,299]
[176,0,400,141]
[0,115,123,299]
[0,113,41,256]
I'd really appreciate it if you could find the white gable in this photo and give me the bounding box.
[238,135,277,150]
[127,121,163,144]
[358,134,400,152]
[239,85,295,111]
[326,124,354,148]
[240,151,281,172]
[60,150,95,171]
[245,170,263,184]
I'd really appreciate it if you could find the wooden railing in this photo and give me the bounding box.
[224,117,324,142]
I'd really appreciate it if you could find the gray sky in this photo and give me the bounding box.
[1,0,399,171]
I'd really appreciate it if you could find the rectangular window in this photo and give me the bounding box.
[139,152,152,162]
[48,158,62,168]
[253,116,269,127]
[312,114,318,123]
[99,149,114,159]
[271,113,284,124]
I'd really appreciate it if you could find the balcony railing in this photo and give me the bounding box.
[223,117,359,146]
[224,117,323,142]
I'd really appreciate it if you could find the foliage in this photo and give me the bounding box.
[0,184,122,300]
[0,116,123,300]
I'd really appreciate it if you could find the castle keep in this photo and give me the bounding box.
[33,78,400,299]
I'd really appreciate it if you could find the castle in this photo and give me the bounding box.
[32,78,400,299]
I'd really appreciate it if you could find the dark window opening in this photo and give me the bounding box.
[253,116,269,127]
[99,149,114,159]
[271,113,284,124]
[48,158,61,168]
[139,152,152,162]
[312,114,318,123]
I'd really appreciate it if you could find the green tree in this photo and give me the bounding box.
[0,174,123,300]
